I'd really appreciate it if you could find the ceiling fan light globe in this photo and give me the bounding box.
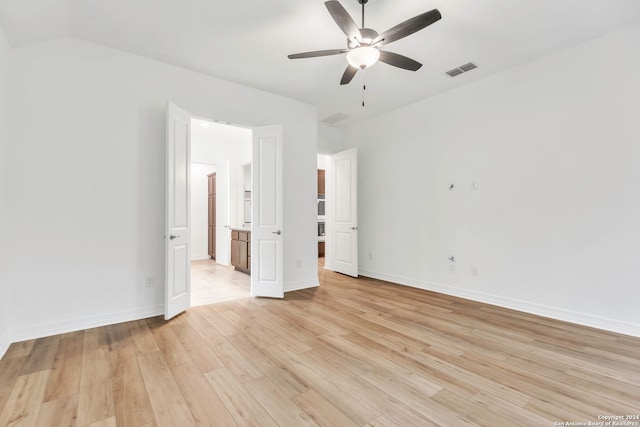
[346,46,380,69]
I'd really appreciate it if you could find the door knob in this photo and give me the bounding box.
[351,226,358,231]
[169,234,180,240]
[272,230,282,235]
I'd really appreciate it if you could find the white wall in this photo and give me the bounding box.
[342,23,640,337]
[190,163,216,260]
[4,37,318,342]
[0,24,11,356]
[318,123,343,154]
[317,154,330,170]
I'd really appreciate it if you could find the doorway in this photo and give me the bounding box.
[166,102,285,319]
[190,118,252,306]
[317,148,359,277]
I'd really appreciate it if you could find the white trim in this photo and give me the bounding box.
[9,305,164,343]
[191,255,212,261]
[285,278,319,293]
[359,268,640,338]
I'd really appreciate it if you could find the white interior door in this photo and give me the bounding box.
[215,161,231,266]
[331,147,358,277]
[251,125,284,298]
[165,102,192,319]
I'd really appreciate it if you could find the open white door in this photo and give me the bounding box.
[251,125,284,298]
[215,162,231,266]
[331,147,358,277]
[165,102,192,319]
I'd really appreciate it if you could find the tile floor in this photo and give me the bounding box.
[190,259,250,307]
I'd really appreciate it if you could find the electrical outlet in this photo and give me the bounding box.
[471,181,479,191]
[368,252,372,260]
[296,260,301,268]
[471,266,478,277]
[449,264,456,273]
[145,277,154,287]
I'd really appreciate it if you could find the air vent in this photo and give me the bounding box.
[459,62,477,72]
[446,62,478,77]
[320,112,350,124]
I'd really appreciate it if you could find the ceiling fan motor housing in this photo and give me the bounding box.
[357,28,378,45]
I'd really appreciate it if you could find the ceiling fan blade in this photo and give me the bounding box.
[325,1,361,43]
[340,65,358,85]
[288,49,347,59]
[372,9,441,46]
[378,51,422,71]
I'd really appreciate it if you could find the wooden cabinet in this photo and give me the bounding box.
[317,169,325,196]
[208,173,216,259]
[231,229,251,274]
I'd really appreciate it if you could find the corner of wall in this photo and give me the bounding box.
[0,20,12,360]
[0,330,9,359]
[317,123,343,154]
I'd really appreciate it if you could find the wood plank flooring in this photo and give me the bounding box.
[1,268,639,426]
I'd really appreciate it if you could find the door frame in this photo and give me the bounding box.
[213,161,231,266]
[165,104,285,318]
[209,171,216,260]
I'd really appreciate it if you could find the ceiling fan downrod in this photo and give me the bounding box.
[359,0,368,107]
[359,0,368,28]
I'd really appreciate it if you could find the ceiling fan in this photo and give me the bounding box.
[287,0,442,85]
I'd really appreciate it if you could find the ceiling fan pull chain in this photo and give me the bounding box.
[362,71,366,107]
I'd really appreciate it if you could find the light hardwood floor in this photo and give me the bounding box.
[1,267,639,426]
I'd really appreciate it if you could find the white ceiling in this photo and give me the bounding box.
[2,0,640,127]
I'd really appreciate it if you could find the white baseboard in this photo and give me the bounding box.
[9,304,164,344]
[359,268,640,338]
[285,278,319,293]
[191,255,212,261]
